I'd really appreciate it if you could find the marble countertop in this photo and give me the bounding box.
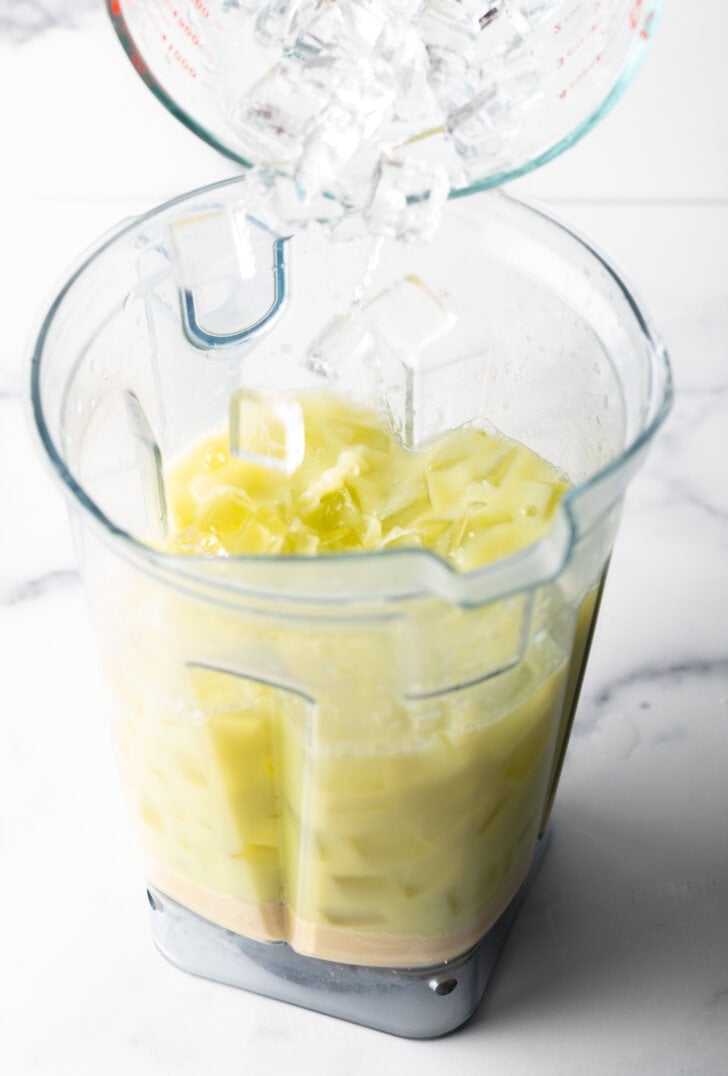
[1,3,726,1074]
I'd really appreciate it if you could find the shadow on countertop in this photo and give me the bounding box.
[464,804,728,1036]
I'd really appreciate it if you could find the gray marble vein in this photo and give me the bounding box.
[0,0,97,44]
[575,655,728,736]
[679,486,728,524]
[0,567,79,606]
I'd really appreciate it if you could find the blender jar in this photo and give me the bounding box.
[30,184,671,1036]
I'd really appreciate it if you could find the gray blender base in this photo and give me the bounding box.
[147,833,548,1039]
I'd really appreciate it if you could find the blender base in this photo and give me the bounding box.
[147,833,548,1039]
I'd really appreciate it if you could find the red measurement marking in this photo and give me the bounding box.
[629,0,644,30]
[192,0,210,17]
[176,15,201,47]
[161,0,202,47]
[110,0,121,15]
[168,43,197,78]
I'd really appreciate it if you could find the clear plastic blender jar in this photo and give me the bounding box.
[31,186,671,1035]
[29,0,670,1039]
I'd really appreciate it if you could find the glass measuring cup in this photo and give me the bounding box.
[30,180,671,1035]
[107,0,663,194]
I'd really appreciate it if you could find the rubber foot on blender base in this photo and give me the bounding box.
[147,832,549,1039]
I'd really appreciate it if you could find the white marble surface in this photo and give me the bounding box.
[1,3,727,1074]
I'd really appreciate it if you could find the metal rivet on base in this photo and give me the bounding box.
[429,977,458,996]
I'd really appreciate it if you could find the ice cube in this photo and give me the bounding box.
[448,38,543,168]
[254,0,320,49]
[363,274,455,356]
[289,55,396,210]
[305,314,377,379]
[339,0,391,52]
[326,139,382,218]
[229,389,305,475]
[288,0,389,61]
[232,60,328,167]
[331,55,397,140]
[364,153,449,242]
[363,275,462,447]
[252,168,345,234]
[417,350,487,443]
[480,1,531,51]
[446,86,507,161]
[297,109,364,191]
[416,0,482,57]
[377,16,440,125]
[286,50,396,186]
[494,44,543,109]
[425,43,480,114]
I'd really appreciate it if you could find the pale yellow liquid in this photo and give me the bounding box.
[165,392,570,568]
[118,392,590,966]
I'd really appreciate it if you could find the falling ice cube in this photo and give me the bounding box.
[251,168,345,234]
[363,274,455,357]
[364,153,450,242]
[363,275,457,448]
[229,389,305,475]
[305,313,377,379]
